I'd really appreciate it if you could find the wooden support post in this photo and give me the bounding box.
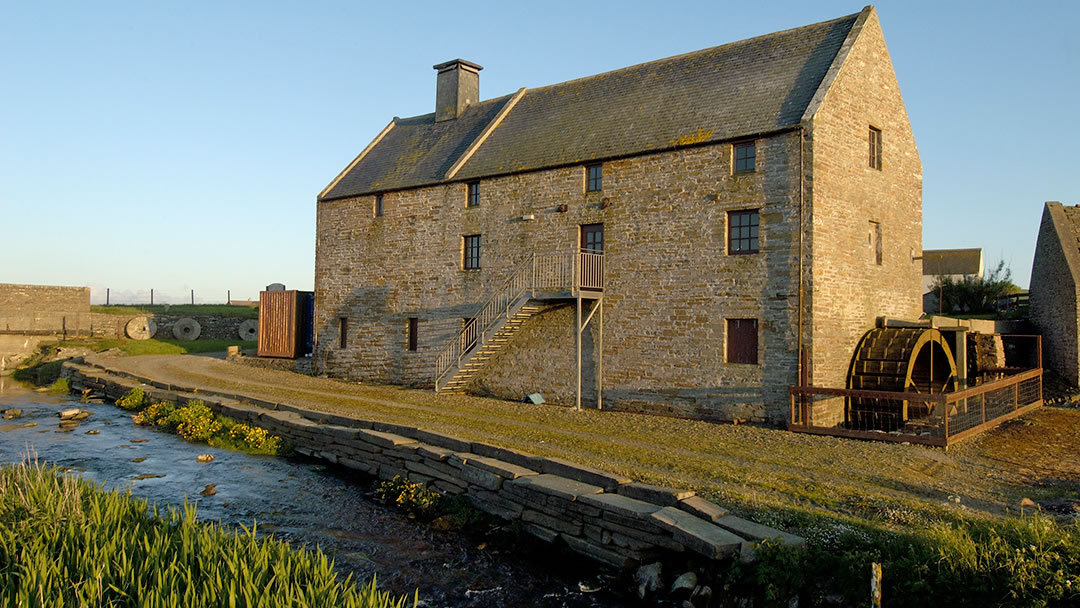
[576,296,582,411]
[597,299,603,411]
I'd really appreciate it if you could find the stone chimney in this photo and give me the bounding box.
[433,59,482,122]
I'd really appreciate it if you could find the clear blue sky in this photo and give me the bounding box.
[2,1,1076,303]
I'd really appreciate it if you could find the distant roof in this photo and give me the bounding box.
[320,9,865,201]
[922,248,984,277]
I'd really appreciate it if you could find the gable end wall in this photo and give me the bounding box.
[1030,202,1080,385]
[805,9,923,389]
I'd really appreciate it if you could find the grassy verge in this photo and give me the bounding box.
[91,304,258,318]
[0,459,414,607]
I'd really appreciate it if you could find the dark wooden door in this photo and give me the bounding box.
[580,224,603,290]
[580,223,603,253]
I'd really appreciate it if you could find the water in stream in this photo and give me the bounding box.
[0,378,632,607]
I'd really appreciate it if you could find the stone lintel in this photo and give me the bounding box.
[651,507,744,559]
[538,457,631,490]
[579,492,662,519]
[678,495,728,522]
[357,428,417,449]
[617,482,695,506]
[506,474,603,501]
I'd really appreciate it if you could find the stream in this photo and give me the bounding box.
[0,378,632,607]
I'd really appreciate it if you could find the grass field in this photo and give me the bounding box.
[88,353,1080,606]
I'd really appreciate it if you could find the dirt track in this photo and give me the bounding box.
[88,352,1080,531]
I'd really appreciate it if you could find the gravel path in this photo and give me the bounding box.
[88,353,1080,532]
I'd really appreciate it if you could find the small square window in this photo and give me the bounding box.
[374,194,384,217]
[463,234,481,270]
[728,209,760,254]
[407,317,418,351]
[869,127,882,170]
[734,141,756,174]
[467,182,480,208]
[585,164,602,192]
[727,318,758,364]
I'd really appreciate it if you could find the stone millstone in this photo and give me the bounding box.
[125,317,157,340]
[172,318,201,340]
[238,319,258,341]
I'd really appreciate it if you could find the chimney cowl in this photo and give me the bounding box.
[434,59,482,122]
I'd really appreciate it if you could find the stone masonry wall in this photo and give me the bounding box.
[86,313,252,341]
[316,134,804,423]
[0,283,91,335]
[65,361,803,571]
[1030,202,1080,386]
[805,10,923,394]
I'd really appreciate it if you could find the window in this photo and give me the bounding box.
[463,234,481,270]
[374,194,384,217]
[728,209,760,254]
[869,221,882,265]
[339,317,348,349]
[407,317,418,351]
[727,318,758,364]
[734,141,756,174]
[585,164,603,192]
[869,127,882,170]
[467,181,480,208]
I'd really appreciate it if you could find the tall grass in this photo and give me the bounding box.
[0,459,416,608]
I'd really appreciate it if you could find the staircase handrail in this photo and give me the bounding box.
[433,251,603,389]
[434,253,536,387]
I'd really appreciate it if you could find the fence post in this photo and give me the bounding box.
[942,395,949,443]
[106,288,110,305]
[150,289,154,305]
[191,289,194,305]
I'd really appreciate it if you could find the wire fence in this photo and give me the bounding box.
[90,288,257,306]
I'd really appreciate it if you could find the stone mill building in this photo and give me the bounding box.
[314,6,923,424]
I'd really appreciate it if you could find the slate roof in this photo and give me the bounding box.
[321,10,862,201]
[922,248,984,277]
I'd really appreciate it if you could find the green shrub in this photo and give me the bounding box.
[132,401,175,426]
[0,460,415,607]
[45,377,69,396]
[115,386,146,411]
[376,476,442,518]
[158,400,220,441]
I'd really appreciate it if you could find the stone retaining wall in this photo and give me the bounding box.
[86,313,251,341]
[0,283,91,335]
[63,361,802,571]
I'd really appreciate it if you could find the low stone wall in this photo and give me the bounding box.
[87,313,251,341]
[63,361,802,571]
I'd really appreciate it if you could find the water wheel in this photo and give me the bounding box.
[846,327,958,431]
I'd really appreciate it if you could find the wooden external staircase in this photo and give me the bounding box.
[434,252,603,400]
